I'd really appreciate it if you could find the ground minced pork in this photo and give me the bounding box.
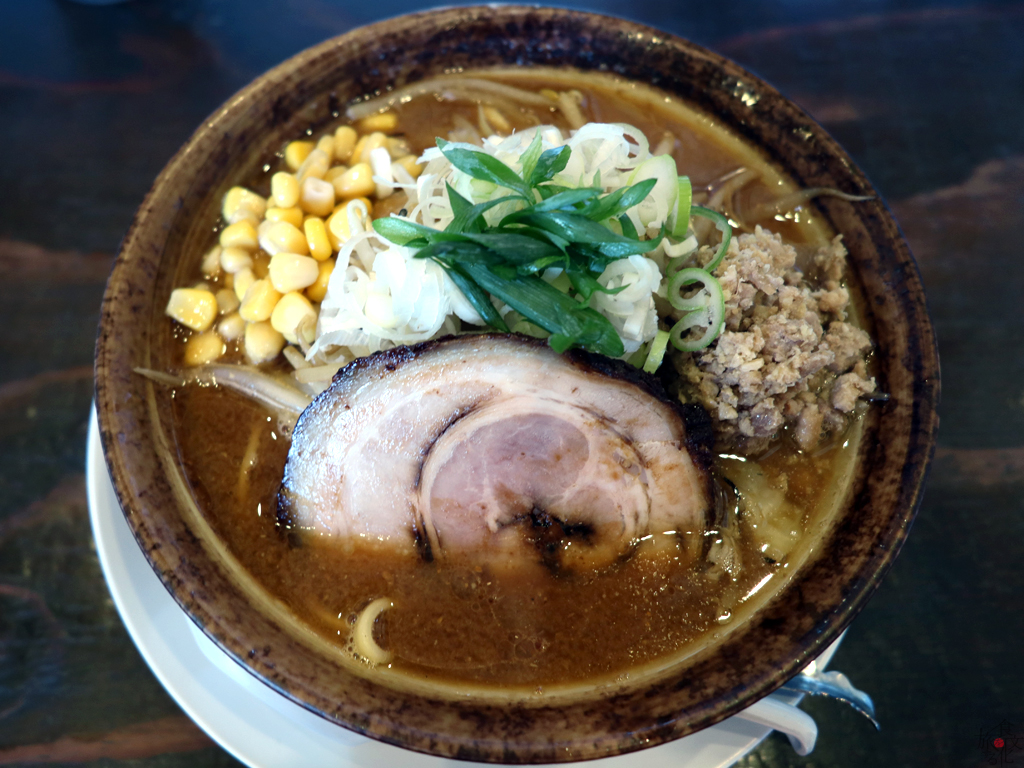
[674,226,875,454]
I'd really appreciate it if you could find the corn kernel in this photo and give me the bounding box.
[251,251,270,279]
[233,267,255,302]
[385,137,411,157]
[306,258,335,302]
[395,154,423,179]
[245,321,285,364]
[315,134,335,162]
[353,132,388,164]
[332,162,375,199]
[264,206,304,228]
[200,245,222,277]
[356,112,398,134]
[269,253,319,293]
[350,135,367,165]
[222,186,267,225]
[303,217,332,261]
[333,196,372,214]
[324,165,349,184]
[192,280,214,292]
[259,220,308,255]
[217,311,245,341]
[299,176,335,217]
[326,199,370,249]
[296,148,330,184]
[219,220,259,251]
[166,288,217,332]
[271,291,318,344]
[184,331,226,366]
[284,140,314,171]
[334,125,357,163]
[215,288,239,315]
[270,172,301,209]
[219,246,253,274]
[239,279,282,322]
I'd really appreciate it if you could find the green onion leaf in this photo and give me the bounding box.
[518,133,544,188]
[447,192,523,235]
[444,182,478,233]
[385,135,705,358]
[373,217,440,245]
[416,239,502,267]
[491,263,518,280]
[459,232,564,264]
[526,187,601,214]
[596,231,664,258]
[565,268,626,304]
[580,178,657,222]
[566,269,601,305]
[516,211,632,246]
[456,261,624,357]
[528,145,571,186]
[516,255,567,275]
[438,261,509,332]
[533,184,574,201]
[516,226,572,253]
[565,262,626,303]
[436,138,531,198]
[618,214,639,241]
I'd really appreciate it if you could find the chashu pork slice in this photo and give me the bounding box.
[278,334,712,572]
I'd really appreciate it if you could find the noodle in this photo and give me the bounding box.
[743,188,874,222]
[347,77,554,120]
[164,69,873,689]
[352,597,393,665]
[236,423,261,506]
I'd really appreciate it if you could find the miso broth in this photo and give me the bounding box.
[167,69,868,692]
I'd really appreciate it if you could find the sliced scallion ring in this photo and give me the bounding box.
[667,267,718,313]
[642,329,671,373]
[669,311,717,352]
[667,269,725,352]
[665,245,698,280]
[669,176,693,239]
[690,205,732,272]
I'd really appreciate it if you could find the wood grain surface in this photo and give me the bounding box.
[1,2,1021,766]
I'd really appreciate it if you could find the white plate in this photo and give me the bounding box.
[85,406,841,768]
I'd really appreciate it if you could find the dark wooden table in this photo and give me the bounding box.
[2,1,1022,766]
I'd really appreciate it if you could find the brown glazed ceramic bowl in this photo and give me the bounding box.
[94,5,939,763]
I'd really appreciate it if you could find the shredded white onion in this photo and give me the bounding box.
[369,146,394,199]
[592,255,663,354]
[312,122,686,362]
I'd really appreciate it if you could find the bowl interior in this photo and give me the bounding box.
[94,5,939,763]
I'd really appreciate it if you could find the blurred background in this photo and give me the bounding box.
[1,1,1022,766]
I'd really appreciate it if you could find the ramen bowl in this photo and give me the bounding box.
[94,6,939,763]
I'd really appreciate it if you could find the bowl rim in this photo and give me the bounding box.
[94,5,940,763]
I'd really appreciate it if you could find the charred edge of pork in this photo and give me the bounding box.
[277,332,717,544]
[518,507,597,575]
[562,344,716,510]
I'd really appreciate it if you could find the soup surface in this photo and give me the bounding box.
[167,69,868,692]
